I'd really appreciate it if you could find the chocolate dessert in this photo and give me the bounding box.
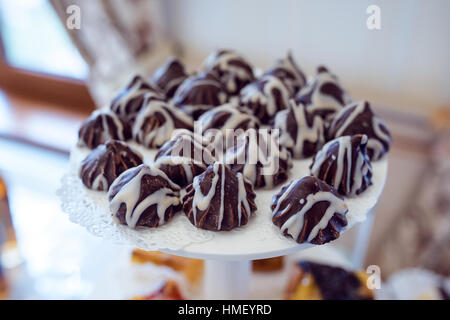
[183,162,257,231]
[108,164,181,228]
[327,100,391,161]
[79,140,143,191]
[78,109,131,149]
[271,176,348,245]
[310,134,373,196]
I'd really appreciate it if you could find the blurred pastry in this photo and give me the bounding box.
[203,49,255,95]
[133,97,194,148]
[296,66,351,122]
[131,249,204,285]
[286,261,374,300]
[173,73,228,120]
[152,57,188,98]
[78,109,131,149]
[110,75,164,124]
[133,279,185,300]
[264,52,307,95]
[252,257,284,272]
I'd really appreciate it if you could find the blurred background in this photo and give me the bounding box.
[0,0,448,299]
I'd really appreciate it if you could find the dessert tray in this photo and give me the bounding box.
[58,141,387,261]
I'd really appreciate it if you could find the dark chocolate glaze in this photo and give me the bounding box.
[110,75,164,124]
[310,134,373,196]
[80,140,142,191]
[271,176,348,245]
[152,57,188,98]
[109,164,181,228]
[78,110,131,149]
[328,100,391,161]
[172,73,228,120]
[203,49,255,95]
[154,133,216,187]
[183,162,257,231]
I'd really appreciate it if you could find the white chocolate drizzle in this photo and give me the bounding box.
[224,129,291,189]
[329,101,391,160]
[133,98,193,148]
[240,75,291,119]
[272,179,347,242]
[109,165,180,229]
[204,50,254,93]
[273,100,325,158]
[310,135,372,196]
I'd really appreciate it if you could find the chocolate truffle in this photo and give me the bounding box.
[133,96,194,148]
[264,52,307,95]
[78,109,131,149]
[195,103,260,150]
[110,75,164,124]
[172,73,228,120]
[271,176,348,245]
[151,57,188,98]
[154,133,216,187]
[224,128,292,189]
[327,100,391,161]
[108,164,181,229]
[286,261,374,300]
[240,75,291,124]
[296,66,351,122]
[79,140,143,191]
[183,162,257,231]
[203,50,255,95]
[273,100,325,159]
[310,134,373,196]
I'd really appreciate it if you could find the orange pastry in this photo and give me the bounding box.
[252,257,284,272]
[131,249,204,285]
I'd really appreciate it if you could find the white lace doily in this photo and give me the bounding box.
[57,142,388,260]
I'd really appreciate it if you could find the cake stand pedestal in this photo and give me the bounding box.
[204,260,251,299]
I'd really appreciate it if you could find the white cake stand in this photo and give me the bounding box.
[58,143,388,299]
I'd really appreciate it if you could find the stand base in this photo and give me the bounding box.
[204,260,251,299]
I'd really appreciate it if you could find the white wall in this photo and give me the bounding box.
[163,0,450,113]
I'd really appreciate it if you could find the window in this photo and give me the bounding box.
[0,0,88,79]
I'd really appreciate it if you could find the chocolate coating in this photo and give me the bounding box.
[264,52,306,95]
[195,103,260,151]
[203,49,255,95]
[296,66,351,122]
[310,134,373,196]
[240,75,291,124]
[271,176,348,245]
[151,57,188,98]
[328,100,391,161]
[79,140,143,191]
[172,73,228,120]
[183,162,257,231]
[78,110,131,149]
[273,99,325,159]
[110,75,164,124]
[133,97,194,148]
[108,164,181,229]
[154,132,216,187]
[224,128,292,189]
